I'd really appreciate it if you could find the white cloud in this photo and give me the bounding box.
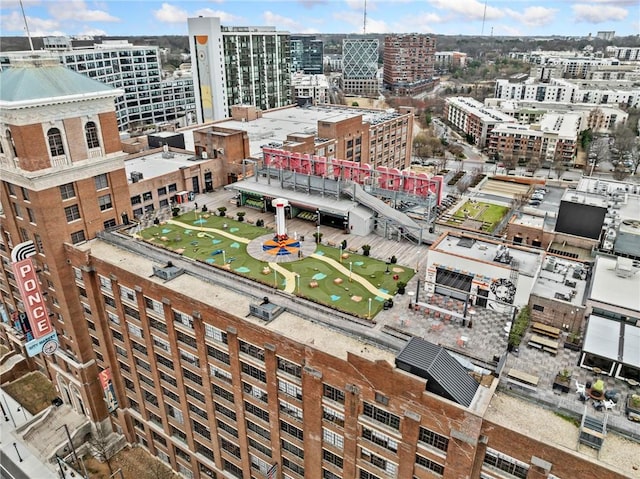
[401,11,445,31]
[506,6,558,28]
[48,0,119,22]
[262,11,319,33]
[194,8,243,24]
[572,3,628,23]
[153,2,189,24]
[0,10,64,36]
[297,0,328,7]
[78,27,108,36]
[0,0,41,8]
[427,0,504,21]
[334,11,389,33]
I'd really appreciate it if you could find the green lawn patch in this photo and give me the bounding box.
[4,371,58,415]
[138,213,414,319]
[447,200,509,231]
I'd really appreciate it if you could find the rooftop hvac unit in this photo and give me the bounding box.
[130,171,144,183]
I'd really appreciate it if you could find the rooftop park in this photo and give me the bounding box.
[446,199,509,232]
[136,209,414,319]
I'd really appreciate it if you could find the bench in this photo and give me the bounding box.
[327,241,337,247]
[531,322,561,339]
[507,368,539,391]
[528,334,559,355]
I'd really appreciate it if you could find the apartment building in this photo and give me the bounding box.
[188,17,292,124]
[342,38,379,97]
[0,56,633,479]
[434,51,467,73]
[488,113,581,165]
[494,77,640,108]
[290,36,324,74]
[443,97,514,148]
[382,34,436,95]
[609,46,640,61]
[291,73,329,105]
[484,98,628,133]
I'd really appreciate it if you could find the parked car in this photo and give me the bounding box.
[531,194,544,201]
[529,200,541,206]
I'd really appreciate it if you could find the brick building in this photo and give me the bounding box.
[383,34,436,95]
[0,56,633,479]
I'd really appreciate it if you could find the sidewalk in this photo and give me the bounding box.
[0,386,74,479]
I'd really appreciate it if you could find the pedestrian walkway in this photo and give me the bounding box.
[0,386,80,479]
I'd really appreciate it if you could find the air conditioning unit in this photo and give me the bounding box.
[130,171,144,183]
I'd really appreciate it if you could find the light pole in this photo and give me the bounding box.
[222,250,226,265]
[368,298,372,319]
[13,442,23,462]
[16,406,28,421]
[1,392,16,427]
[296,274,300,294]
[349,262,353,282]
[56,424,79,467]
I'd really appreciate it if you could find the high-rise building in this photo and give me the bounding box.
[291,35,324,74]
[188,17,292,124]
[342,38,379,97]
[0,56,133,423]
[1,40,196,132]
[383,34,436,95]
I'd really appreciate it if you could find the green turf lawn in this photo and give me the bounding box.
[138,213,414,319]
[448,200,509,230]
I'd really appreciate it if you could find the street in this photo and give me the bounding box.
[0,449,32,479]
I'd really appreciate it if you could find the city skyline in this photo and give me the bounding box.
[1,0,639,40]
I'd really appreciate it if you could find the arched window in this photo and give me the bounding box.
[47,128,65,157]
[85,121,100,149]
[6,130,17,156]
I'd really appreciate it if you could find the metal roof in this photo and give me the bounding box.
[0,56,117,105]
[395,337,479,407]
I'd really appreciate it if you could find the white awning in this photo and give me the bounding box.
[623,324,640,368]
[582,315,620,360]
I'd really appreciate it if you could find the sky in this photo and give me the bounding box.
[1,0,638,39]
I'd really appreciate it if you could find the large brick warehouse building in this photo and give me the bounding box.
[0,58,632,479]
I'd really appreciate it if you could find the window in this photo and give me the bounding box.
[64,205,81,222]
[323,469,341,479]
[220,437,241,459]
[359,469,381,479]
[246,420,271,440]
[362,402,400,430]
[239,340,265,361]
[323,428,343,449]
[192,419,211,439]
[26,208,36,223]
[157,186,167,196]
[168,183,177,192]
[215,402,237,421]
[71,230,86,244]
[34,234,44,254]
[21,187,29,201]
[323,406,344,427]
[131,195,142,205]
[483,448,529,479]
[277,357,302,378]
[418,427,449,452]
[174,310,193,329]
[213,384,235,403]
[218,419,239,438]
[323,449,343,468]
[279,399,302,421]
[183,368,202,385]
[362,427,397,452]
[85,121,100,148]
[322,384,344,404]
[142,191,153,201]
[416,454,444,475]
[282,457,304,476]
[47,128,65,156]
[281,439,304,459]
[250,454,270,475]
[103,218,116,229]
[98,194,113,211]
[204,324,227,343]
[210,364,232,383]
[245,401,269,422]
[243,382,268,403]
[278,379,302,400]
[207,345,230,365]
[281,421,304,441]
[94,173,108,190]
[241,362,266,383]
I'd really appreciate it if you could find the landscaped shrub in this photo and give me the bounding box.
[508,305,531,350]
[217,206,227,217]
[172,207,180,217]
[362,244,371,256]
[237,211,246,222]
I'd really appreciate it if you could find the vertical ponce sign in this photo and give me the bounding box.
[11,241,58,356]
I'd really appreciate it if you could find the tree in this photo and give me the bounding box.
[351,101,359,107]
[147,457,177,479]
[552,159,565,179]
[88,424,116,474]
